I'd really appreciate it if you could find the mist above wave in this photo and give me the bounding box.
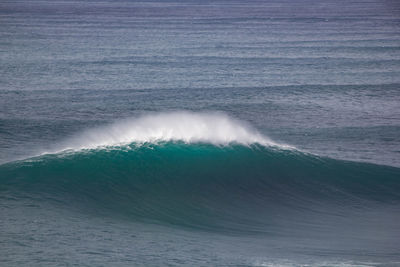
[53,111,286,152]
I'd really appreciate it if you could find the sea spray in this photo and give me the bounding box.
[44,111,291,154]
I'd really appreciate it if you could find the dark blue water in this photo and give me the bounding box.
[1,0,400,266]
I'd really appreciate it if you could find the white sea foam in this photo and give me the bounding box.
[47,111,291,153]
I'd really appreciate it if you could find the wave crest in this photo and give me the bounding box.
[55,112,285,152]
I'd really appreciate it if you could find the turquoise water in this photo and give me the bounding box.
[2,143,400,266]
[1,0,400,266]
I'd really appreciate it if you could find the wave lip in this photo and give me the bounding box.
[53,111,287,152]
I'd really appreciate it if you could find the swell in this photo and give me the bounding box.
[1,143,399,233]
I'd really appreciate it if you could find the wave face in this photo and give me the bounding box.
[1,142,399,233]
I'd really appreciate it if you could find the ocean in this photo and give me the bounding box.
[1,0,400,266]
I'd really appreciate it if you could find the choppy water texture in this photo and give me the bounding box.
[1,0,400,266]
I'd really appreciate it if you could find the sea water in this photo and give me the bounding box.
[1,0,400,266]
